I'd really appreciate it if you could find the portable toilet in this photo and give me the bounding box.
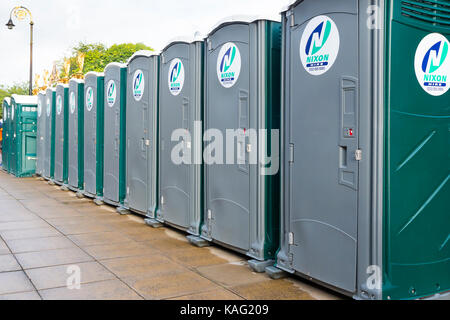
[68,79,84,193]
[103,63,127,208]
[54,84,69,187]
[36,92,46,176]
[125,51,159,216]
[2,98,10,172]
[43,88,56,180]
[8,96,18,176]
[83,72,105,204]
[274,0,450,300]
[152,36,205,242]
[9,95,38,177]
[203,17,282,270]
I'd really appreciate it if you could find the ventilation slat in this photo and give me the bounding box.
[401,0,450,27]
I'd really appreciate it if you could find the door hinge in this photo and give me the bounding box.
[290,13,295,27]
[160,196,164,205]
[145,139,150,146]
[207,209,212,220]
[355,149,362,161]
[288,232,294,245]
[246,144,252,153]
[127,186,130,195]
[207,39,212,51]
[289,144,294,163]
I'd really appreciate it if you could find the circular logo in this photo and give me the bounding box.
[70,92,76,114]
[217,42,241,88]
[133,70,145,101]
[300,15,340,76]
[86,87,94,111]
[107,80,117,107]
[56,95,63,115]
[414,33,449,97]
[46,98,51,117]
[37,100,42,117]
[168,59,185,96]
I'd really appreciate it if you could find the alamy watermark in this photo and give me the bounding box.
[170,121,279,176]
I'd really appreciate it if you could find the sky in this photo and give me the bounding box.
[0,0,291,86]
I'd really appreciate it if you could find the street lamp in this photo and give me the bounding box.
[5,6,34,96]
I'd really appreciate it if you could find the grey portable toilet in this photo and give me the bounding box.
[125,51,159,216]
[68,79,84,193]
[43,88,56,181]
[103,63,127,208]
[151,35,205,241]
[54,84,69,187]
[83,72,105,203]
[203,16,282,270]
[36,92,46,176]
[275,0,450,301]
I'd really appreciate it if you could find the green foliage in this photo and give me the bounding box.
[59,42,154,78]
[0,82,29,118]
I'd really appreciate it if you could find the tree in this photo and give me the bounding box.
[0,82,29,118]
[59,42,154,78]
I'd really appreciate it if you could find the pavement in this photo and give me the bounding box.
[0,170,341,300]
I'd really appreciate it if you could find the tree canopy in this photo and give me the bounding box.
[0,42,153,118]
[0,83,29,118]
[60,42,154,78]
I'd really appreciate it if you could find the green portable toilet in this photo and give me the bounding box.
[2,98,10,172]
[275,0,450,300]
[83,72,105,204]
[55,84,69,188]
[68,79,85,193]
[9,95,38,177]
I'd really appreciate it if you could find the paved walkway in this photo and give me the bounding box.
[0,171,340,300]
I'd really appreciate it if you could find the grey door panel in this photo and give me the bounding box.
[104,65,122,204]
[288,1,359,293]
[206,24,251,252]
[84,75,98,196]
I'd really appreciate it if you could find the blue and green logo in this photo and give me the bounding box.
[168,59,185,96]
[415,33,449,96]
[217,42,241,88]
[107,80,117,107]
[133,70,145,101]
[300,15,340,76]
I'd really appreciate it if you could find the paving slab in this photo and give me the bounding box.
[25,261,116,290]
[0,254,21,272]
[0,271,35,295]
[125,271,220,300]
[6,236,77,253]
[0,227,62,241]
[0,291,41,300]
[39,279,143,300]
[15,247,94,269]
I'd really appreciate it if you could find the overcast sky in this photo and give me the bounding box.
[0,0,290,86]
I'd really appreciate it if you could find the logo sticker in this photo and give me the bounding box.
[168,59,185,96]
[37,99,42,117]
[46,98,51,117]
[415,33,449,96]
[300,15,340,76]
[107,80,117,107]
[217,42,241,88]
[86,87,94,111]
[56,95,63,115]
[133,70,145,101]
[70,92,76,114]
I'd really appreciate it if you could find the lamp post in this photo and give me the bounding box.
[6,6,34,96]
